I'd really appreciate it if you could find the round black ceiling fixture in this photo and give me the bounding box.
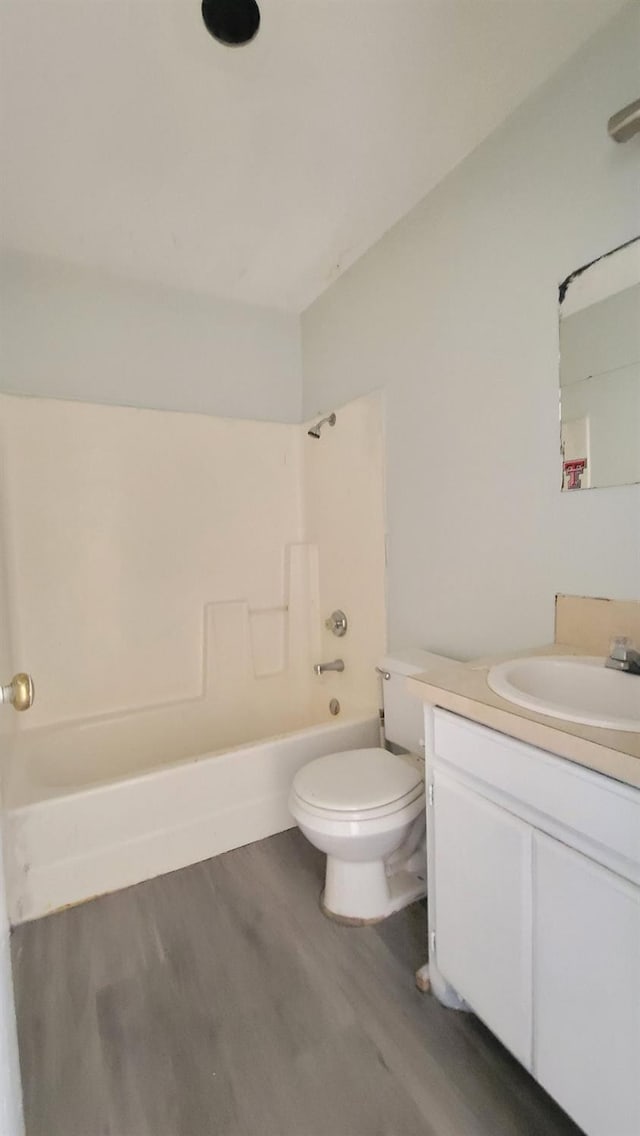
[201,0,260,46]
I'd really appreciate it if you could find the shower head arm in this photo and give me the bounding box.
[308,412,336,438]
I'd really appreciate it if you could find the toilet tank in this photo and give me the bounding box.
[379,649,439,754]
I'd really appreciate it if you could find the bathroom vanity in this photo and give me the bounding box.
[410,630,640,1136]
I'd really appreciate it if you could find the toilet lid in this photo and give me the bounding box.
[293,748,421,812]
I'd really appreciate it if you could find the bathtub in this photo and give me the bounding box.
[4,704,380,924]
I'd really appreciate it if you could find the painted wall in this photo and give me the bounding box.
[301,3,640,660]
[0,251,302,423]
[0,393,385,734]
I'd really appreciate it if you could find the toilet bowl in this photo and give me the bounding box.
[289,747,427,922]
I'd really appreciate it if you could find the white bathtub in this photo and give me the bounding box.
[4,706,380,924]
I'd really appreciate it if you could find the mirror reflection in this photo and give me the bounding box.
[559,238,640,491]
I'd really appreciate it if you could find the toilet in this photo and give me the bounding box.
[289,649,434,923]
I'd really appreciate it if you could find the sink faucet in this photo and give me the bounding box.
[313,659,345,676]
[605,637,640,676]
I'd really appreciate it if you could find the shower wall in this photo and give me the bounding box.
[304,392,386,718]
[0,395,309,729]
[0,391,385,733]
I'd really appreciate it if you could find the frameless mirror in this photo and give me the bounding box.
[559,237,640,491]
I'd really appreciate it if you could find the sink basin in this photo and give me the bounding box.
[487,656,640,732]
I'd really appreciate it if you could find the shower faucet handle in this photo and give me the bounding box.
[325,610,348,637]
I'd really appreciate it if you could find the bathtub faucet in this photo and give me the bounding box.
[313,659,345,676]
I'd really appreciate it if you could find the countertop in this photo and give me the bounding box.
[408,644,640,789]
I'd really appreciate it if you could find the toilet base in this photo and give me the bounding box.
[321,854,427,924]
[319,894,386,926]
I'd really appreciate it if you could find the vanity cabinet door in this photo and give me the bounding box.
[433,770,533,1068]
[533,832,640,1136]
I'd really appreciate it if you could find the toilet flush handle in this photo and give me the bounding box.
[1,672,35,712]
[375,667,390,680]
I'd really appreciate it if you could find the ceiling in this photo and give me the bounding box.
[0,0,625,312]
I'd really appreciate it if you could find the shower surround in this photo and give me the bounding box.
[0,392,386,922]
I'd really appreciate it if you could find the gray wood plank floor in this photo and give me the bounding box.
[11,829,582,1136]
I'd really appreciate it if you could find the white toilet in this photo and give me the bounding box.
[289,650,433,923]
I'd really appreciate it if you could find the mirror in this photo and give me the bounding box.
[559,237,640,491]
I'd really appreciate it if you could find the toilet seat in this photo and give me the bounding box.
[290,783,424,823]
[292,747,423,822]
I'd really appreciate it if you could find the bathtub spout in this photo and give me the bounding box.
[313,659,345,676]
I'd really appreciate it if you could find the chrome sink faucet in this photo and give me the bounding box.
[313,659,345,676]
[605,637,640,676]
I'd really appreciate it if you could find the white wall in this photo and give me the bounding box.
[302,3,640,660]
[0,250,302,423]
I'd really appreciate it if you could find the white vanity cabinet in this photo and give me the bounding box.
[432,771,533,1067]
[533,832,640,1136]
[427,708,640,1136]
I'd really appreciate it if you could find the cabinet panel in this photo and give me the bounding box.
[433,770,533,1067]
[534,832,640,1136]
[433,709,640,880]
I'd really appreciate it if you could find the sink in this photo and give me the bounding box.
[487,656,640,732]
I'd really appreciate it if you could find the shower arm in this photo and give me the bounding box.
[307,413,336,439]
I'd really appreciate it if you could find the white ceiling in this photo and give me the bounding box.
[0,0,625,312]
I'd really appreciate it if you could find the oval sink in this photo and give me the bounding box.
[487,656,640,732]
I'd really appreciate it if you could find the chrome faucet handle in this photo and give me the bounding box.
[609,636,637,660]
[324,610,348,638]
[606,637,640,674]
